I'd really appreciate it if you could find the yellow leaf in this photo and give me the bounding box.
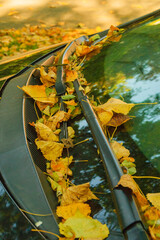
[56,203,91,219]
[96,98,135,115]
[63,100,78,106]
[68,126,75,138]
[147,193,160,210]
[59,210,109,239]
[35,139,64,161]
[117,174,149,207]
[61,182,98,206]
[21,85,58,104]
[43,111,70,131]
[35,122,59,142]
[96,110,113,126]
[110,141,130,160]
[84,86,91,95]
[66,70,78,82]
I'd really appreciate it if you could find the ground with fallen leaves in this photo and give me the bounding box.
[0,0,160,62]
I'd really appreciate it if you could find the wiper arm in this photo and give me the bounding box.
[55,36,149,240]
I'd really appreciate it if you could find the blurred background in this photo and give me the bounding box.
[0,0,160,63]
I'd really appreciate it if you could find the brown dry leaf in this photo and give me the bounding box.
[75,45,99,57]
[66,70,78,82]
[34,122,59,142]
[40,66,57,87]
[44,111,70,131]
[36,101,54,111]
[147,193,160,210]
[21,85,58,104]
[61,182,98,206]
[56,203,91,219]
[96,98,135,115]
[107,113,131,127]
[110,141,130,160]
[35,139,64,161]
[117,174,149,207]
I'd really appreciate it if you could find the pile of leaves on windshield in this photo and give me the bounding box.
[19,25,159,240]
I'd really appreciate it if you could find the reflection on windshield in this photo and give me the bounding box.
[83,16,160,174]
[0,182,43,240]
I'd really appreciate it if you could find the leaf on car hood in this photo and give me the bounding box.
[59,210,109,239]
[116,174,149,207]
[21,85,58,104]
[35,139,64,161]
[35,122,59,142]
[60,182,98,206]
[56,203,91,219]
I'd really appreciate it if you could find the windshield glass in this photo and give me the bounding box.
[83,17,160,175]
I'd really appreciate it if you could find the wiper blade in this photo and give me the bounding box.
[55,36,149,240]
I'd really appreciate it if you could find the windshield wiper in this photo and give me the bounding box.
[55,36,149,240]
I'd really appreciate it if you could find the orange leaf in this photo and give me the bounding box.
[63,100,78,106]
[66,70,78,82]
[117,174,149,207]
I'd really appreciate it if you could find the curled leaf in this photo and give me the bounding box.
[35,122,59,141]
[117,174,149,207]
[61,182,98,206]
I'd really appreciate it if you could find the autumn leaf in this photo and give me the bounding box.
[147,193,160,210]
[59,210,109,239]
[66,70,78,82]
[95,98,135,115]
[107,112,131,127]
[20,85,58,104]
[63,99,78,106]
[68,126,75,138]
[60,182,98,206]
[35,139,64,161]
[110,141,130,160]
[117,174,149,207]
[35,122,59,141]
[40,66,57,87]
[43,111,70,131]
[75,45,100,57]
[107,25,122,42]
[56,203,91,219]
[96,110,113,126]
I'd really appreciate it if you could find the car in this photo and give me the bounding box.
[0,9,160,240]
